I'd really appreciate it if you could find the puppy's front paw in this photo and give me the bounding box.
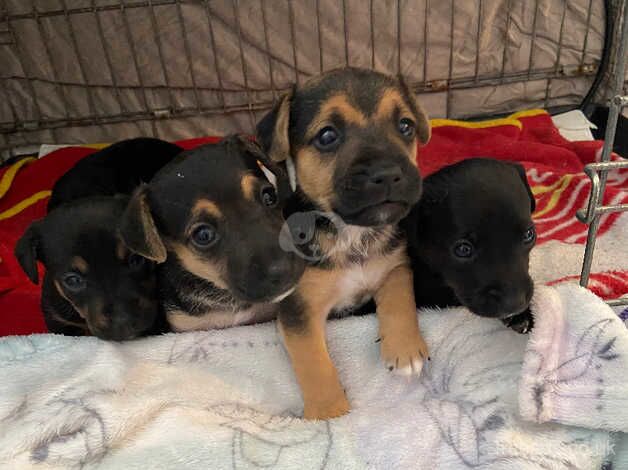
[502,310,534,334]
[303,391,350,420]
[380,329,429,377]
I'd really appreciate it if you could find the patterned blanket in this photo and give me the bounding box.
[1,284,626,469]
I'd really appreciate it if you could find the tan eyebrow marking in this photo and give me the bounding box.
[374,88,414,122]
[305,94,368,142]
[191,199,223,219]
[71,256,89,274]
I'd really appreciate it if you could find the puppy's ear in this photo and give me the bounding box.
[398,76,431,145]
[512,163,536,212]
[232,135,292,200]
[119,184,167,263]
[15,220,44,284]
[256,88,294,162]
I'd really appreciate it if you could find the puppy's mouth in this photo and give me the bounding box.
[336,200,410,226]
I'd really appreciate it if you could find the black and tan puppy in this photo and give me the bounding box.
[14,138,181,339]
[15,196,162,340]
[48,137,183,210]
[119,135,305,332]
[257,67,430,419]
[404,158,536,333]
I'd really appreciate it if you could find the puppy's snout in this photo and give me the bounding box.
[346,162,404,192]
[477,281,532,318]
[233,252,301,302]
[368,165,403,187]
[266,257,294,286]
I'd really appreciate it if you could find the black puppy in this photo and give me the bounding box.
[404,158,536,333]
[15,196,162,340]
[48,137,183,210]
[119,135,305,332]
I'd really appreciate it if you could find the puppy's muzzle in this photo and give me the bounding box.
[231,254,303,303]
[336,158,422,226]
[466,279,534,318]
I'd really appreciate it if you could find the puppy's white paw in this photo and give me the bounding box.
[380,331,429,377]
[386,355,424,376]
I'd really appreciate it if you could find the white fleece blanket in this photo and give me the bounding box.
[1,284,627,469]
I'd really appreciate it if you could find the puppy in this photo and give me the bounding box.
[48,137,183,210]
[119,135,305,332]
[257,67,430,419]
[15,196,162,340]
[403,158,536,333]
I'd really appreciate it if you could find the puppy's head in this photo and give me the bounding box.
[15,197,159,340]
[413,159,536,318]
[120,135,305,304]
[257,67,428,227]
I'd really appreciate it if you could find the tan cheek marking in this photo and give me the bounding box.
[50,312,89,333]
[54,280,88,319]
[116,240,128,261]
[240,173,258,201]
[385,129,418,166]
[171,241,228,290]
[192,199,223,219]
[295,147,336,212]
[71,256,89,274]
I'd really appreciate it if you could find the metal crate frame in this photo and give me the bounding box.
[578,0,628,306]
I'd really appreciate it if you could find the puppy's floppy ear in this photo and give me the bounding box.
[398,76,431,145]
[256,88,294,162]
[15,220,44,284]
[119,184,167,263]
[512,163,536,212]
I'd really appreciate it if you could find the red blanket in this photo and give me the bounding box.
[0,110,626,336]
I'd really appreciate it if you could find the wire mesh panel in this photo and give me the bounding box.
[0,0,612,156]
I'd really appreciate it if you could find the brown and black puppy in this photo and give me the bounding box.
[15,196,163,340]
[257,67,430,419]
[403,158,536,334]
[119,135,305,332]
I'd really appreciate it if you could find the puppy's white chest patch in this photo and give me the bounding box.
[334,248,405,311]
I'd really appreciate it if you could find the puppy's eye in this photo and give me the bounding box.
[191,224,219,248]
[260,185,278,207]
[398,118,416,138]
[313,126,340,151]
[452,240,474,259]
[523,226,536,244]
[62,272,86,292]
[127,253,146,270]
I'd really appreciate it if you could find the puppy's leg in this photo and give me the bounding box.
[279,271,349,420]
[375,264,428,376]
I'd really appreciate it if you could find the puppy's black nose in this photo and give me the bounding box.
[367,165,403,187]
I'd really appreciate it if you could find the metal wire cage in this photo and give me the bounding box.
[0,0,627,304]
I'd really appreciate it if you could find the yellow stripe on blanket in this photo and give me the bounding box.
[0,190,51,221]
[531,175,574,219]
[0,158,36,200]
[430,109,548,130]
